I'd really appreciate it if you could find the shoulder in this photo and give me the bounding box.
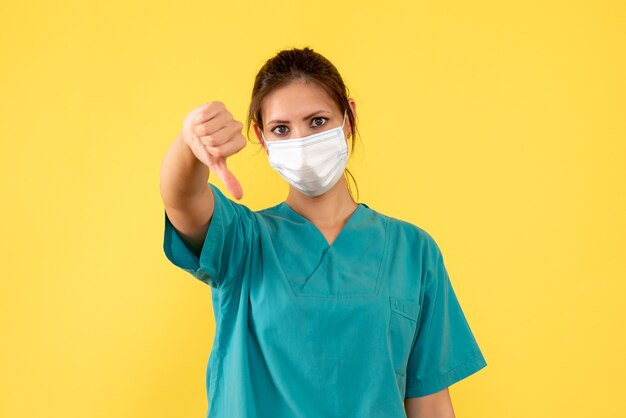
[368,205,433,242]
[209,183,281,221]
[367,205,442,257]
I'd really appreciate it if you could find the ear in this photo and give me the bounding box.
[347,98,357,138]
[253,122,268,154]
[348,98,356,115]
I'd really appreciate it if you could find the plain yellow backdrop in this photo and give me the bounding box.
[1,0,625,417]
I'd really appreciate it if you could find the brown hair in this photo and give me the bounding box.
[246,46,360,202]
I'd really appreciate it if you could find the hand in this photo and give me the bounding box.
[181,101,246,200]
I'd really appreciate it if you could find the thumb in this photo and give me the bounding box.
[210,157,244,200]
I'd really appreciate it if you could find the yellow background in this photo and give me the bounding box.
[1,0,625,417]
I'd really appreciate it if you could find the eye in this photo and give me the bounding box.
[271,125,289,136]
[311,117,327,127]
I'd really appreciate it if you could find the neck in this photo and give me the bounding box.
[285,176,357,228]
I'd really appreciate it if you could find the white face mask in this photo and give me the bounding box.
[261,110,349,197]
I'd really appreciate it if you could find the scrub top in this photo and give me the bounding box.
[163,183,487,418]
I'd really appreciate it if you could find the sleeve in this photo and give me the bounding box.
[404,235,488,398]
[162,183,257,289]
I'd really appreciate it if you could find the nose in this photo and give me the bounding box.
[290,123,312,139]
[291,128,307,138]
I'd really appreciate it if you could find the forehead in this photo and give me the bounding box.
[261,81,338,122]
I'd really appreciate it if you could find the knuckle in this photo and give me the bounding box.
[205,135,217,146]
[237,135,247,149]
[193,108,206,122]
[211,147,224,158]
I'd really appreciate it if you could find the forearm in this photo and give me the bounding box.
[159,132,210,207]
[405,408,455,418]
[404,388,456,418]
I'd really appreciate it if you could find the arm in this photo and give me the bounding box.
[404,388,455,418]
[159,130,213,255]
[159,101,246,255]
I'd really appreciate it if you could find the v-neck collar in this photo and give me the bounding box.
[278,201,368,248]
[270,200,386,297]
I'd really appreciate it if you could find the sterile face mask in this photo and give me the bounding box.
[260,110,349,197]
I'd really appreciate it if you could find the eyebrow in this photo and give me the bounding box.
[267,110,332,126]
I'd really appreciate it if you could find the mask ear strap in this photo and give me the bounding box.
[341,109,348,128]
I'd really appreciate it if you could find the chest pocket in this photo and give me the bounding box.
[388,295,420,390]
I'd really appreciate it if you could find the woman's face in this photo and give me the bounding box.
[255,81,354,152]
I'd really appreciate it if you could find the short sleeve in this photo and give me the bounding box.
[404,236,487,398]
[163,183,257,289]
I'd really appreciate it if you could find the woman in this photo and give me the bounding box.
[160,47,487,418]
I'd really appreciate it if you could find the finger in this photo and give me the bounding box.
[193,101,227,125]
[183,102,212,132]
[204,132,247,159]
[194,110,233,138]
[211,158,243,200]
[199,119,244,148]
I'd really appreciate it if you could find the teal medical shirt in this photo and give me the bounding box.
[163,183,487,418]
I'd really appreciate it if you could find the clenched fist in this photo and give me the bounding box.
[181,101,247,200]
